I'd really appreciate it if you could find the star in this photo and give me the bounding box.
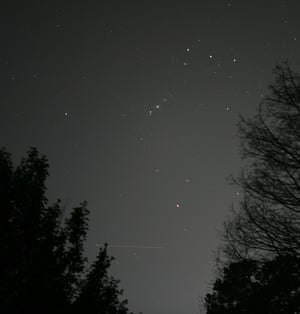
[176,203,180,208]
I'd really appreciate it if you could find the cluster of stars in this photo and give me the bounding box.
[145,97,168,117]
[59,37,237,234]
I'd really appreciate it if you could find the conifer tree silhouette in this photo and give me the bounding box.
[0,147,136,314]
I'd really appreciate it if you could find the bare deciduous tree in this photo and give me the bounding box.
[223,62,300,261]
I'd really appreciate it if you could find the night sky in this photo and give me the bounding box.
[1,1,300,313]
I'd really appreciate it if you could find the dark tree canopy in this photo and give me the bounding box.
[204,255,300,314]
[74,244,131,314]
[222,62,300,261]
[204,62,300,314]
[0,147,135,314]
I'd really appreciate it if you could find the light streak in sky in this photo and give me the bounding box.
[96,244,165,249]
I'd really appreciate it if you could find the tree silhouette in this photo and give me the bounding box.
[204,254,300,313]
[222,62,300,261]
[74,244,134,314]
[203,62,300,313]
[0,147,135,314]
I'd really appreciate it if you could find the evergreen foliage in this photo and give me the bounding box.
[0,147,135,314]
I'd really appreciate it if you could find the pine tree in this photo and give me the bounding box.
[74,244,133,314]
[0,147,136,314]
